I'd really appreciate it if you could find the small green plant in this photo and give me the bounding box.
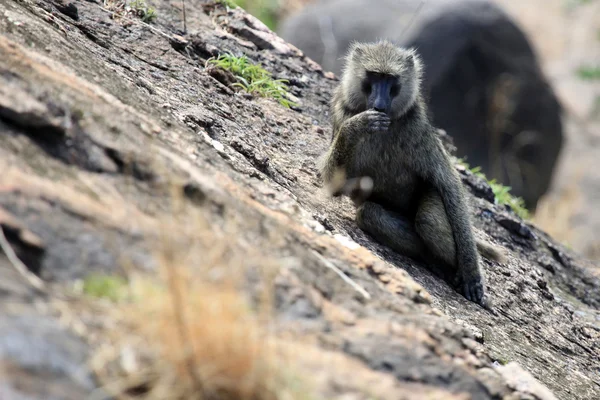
[457,158,530,219]
[576,65,600,80]
[128,0,157,23]
[207,53,297,108]
[495,357,510,366]
[82,273,129,302]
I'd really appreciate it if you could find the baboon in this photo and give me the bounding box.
[319,41,504,305]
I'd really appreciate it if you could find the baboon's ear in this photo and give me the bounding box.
[349,42,365,62]
[408,49,423,74]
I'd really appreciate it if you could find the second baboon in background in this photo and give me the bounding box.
[319,41,504,305]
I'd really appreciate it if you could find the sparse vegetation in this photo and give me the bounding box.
[495,357,511,366]
[129,0,157,23]
[576,65,600,80]
[82,273,128,302]
[207,53,297,108]
[104,0,157,23]
[457,158,530,219]
[89,199,312,400]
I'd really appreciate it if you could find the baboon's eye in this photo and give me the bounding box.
[362,80,372,95]
[390,83,399,97]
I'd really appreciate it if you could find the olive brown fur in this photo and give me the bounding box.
[318,41,505,305]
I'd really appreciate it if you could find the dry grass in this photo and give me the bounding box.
[88,188,312,400]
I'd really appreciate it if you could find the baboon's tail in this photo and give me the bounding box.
[477,240,506,264]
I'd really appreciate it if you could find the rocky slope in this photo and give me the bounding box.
[0,1,599,399]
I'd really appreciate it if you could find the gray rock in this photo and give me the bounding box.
[0,314,95,400]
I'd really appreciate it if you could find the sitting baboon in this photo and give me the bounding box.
[319,41,505,304]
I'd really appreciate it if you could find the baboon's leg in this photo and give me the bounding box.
[414,190,505,266]
[414,189,457,268]
[356,201,426,259]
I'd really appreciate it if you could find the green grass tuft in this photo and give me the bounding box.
[207,53,297,108]
[576,65,600,80]
[128,0,157,23]
[496,357,510,366]
[82,274,129,302]
[457,158,530,220]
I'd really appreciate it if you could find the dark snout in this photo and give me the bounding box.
[368,79,394,114]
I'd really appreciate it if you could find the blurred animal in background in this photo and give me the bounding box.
[279,0,564,212]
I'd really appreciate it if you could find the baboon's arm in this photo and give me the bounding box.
[319,112,365,184]
[413,137,484,303]
[320,110,388,185]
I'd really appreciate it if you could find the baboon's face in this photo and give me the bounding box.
[361,72,400,115]
[342,42,422,119]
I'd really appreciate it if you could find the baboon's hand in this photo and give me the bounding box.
[455,271,486,306]
[463,276,485,305]
[365,110,391,133]
[344,110,390,137]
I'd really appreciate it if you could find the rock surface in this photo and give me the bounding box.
[0,1,598,399]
